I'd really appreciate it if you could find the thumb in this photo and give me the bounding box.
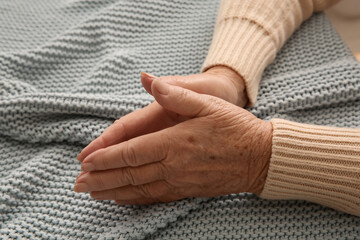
[151,79,216,118]
[140,72,157,95]
[140,72,219,97]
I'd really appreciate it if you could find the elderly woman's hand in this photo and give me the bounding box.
[75,67,260,204]
[141,66,248,107]
[74,80,272,204]
[76,67,248,162]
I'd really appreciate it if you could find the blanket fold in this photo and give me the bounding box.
[1,0,359,239]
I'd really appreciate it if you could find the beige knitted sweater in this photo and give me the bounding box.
[202,0,360,217]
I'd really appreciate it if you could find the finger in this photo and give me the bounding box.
[77,102,172,162]
[140,72,157,94]
[74,162,167,192]
[141,72,226,99]
[90,180,179,202]
[81,128,170,171]
[151,79,218,118]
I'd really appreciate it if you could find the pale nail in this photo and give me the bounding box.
[76,172,89,183]
[76,171,86,181]
[82,162,95,172]
[91,192,104,200]
[74,183,89,193]
[140,72,157,80]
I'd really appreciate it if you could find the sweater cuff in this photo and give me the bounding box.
[260,119,360,217]
[201,18,276,107]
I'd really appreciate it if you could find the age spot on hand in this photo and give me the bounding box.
[209,155,216,160]
[187,136,195,143]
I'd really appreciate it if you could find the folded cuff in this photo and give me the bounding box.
[260,118,360,217]
[201,18,276,107]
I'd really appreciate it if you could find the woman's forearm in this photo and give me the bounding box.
[202,0,340,106]
[200,0,360,217]
[261,119,360,217]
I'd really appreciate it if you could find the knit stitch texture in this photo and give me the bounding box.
[0,0,359,239]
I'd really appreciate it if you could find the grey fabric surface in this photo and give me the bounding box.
[0,0,359,239]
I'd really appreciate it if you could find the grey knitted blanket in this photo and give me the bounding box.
[1,0,359,239]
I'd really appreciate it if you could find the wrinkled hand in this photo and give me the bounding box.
[76,66,248,162]
[141,66,248,107]
[74,79,272,205]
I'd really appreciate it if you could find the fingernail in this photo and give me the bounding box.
[76,171,87,181]
[140,72,157,80]
[90,192,104,200]
[82,162,95,172]
[153,80,169,95]
[74,183,90,193]
[76,172,89,183]
[77,153,82,161]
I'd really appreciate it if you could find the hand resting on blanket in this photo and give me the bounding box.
[74,68,272,204]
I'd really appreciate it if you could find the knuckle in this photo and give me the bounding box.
[158,162,169,180]
[123,167,138,186]
[101,157,111,170]
[207,95,223,107]
[160,132,171,149]
[206,96,228,116]
[113,169,125,186]
[98,135,109,148]
[93,174,106,189]
[137,184,153,199]
[156,181,175,203]
[123,141,137,167]
[96,149,110,170]
[178,87,189,101]
[175,88,191,107]
[149,181,172,200]
[158,133,171,160]
[114,119,127,136]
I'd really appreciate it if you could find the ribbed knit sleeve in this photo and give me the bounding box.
[201,0,339,106]
[260,119,360,217]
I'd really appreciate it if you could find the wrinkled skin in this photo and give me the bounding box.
[77,67,249,164]
[76,66,247,164]
[74,70,272,205]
